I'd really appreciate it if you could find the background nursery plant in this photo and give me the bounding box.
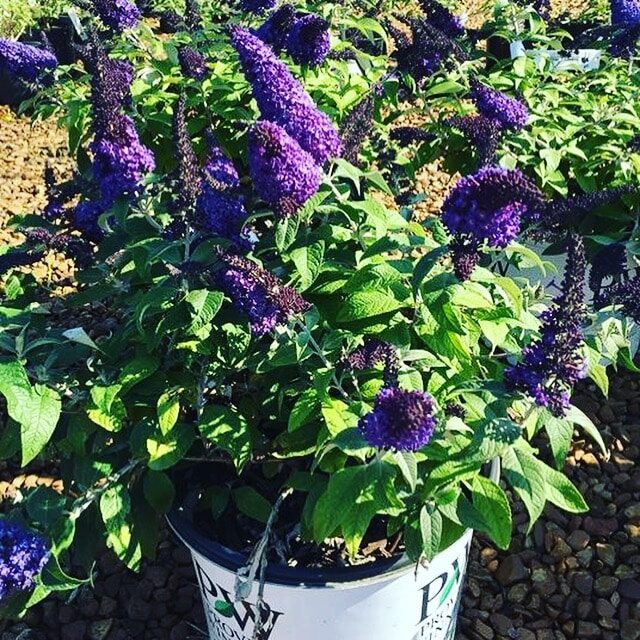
[0,0,638,626]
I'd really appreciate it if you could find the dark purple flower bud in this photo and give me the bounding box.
[610,23,640,58]
[444,402,466,418]
[178,46,207,80]
[92,0,141,32]
[171,94,202,212]
[505,234,587,417]
[446,115,502,166]
[159,10,185,33]
[340,92,376,165]
[255,4,298,51]
[611,0,640,26]
[419,0,465,38]
[589,242,627,301]
[345,339,399,387]
[229,25,342,165]
[0,39,57,82]
[469,79,529,132]
[0,520,49,602]
[390,126,434,146]
[184,0,202,31]
[327,49,358,61]
[72,200,107,242]
[533,0,551,15]
[607,275,640,322]
[442,166,544,253]
[449,236,481,281]
[91,114,155,206]
[213,249,310,335]
[286,14,331,66]
[358,386,437,451]
[248,120,321,217]
[0,250,43,276]
[198,137,250,247]
[242,0,277,14]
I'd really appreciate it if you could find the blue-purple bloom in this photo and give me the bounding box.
[345,340,399,387]
[447,115,502,166]
[213,249,310,336]
[420,0,465,37]
[589,242,627,302]
[505,234,587,416]
[255,4,298,51]
[248,120,321,217]
[198,137,249,246]
[0,520,49,603]
[607,275,640,322]
[469,79,529,131]
[358,387,437,451]
[171,94,202,212]
[0,39,57,82]
[286,14,331,66]
[91,115,155,206]
[92,0,141,32]
[178,46,207,80]
[229,25,341,165]
[72,200,107,241]
[611,0,640,26]
[242,0,277,14]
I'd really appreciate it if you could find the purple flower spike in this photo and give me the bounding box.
[420,0,465,37]
[345,340,399,387]
[0,40,57,82]
[505,234,587,417]
[229,25,341,165]
[0,520,49,603]
[214,249,310,336]
[470,79,529,132]
[286,14,331,66]
[442,166,543,250]
[358,387,437,451]
[611,0,640,26]
[248,120,321,217]
[447,114,502,166]
[72,200,107,241]
[242,0,277,14]
[91,115,155,206]
[178,46,207,80]
[255,4,298,51]
[92,0,141,32]
[198,137,249,246]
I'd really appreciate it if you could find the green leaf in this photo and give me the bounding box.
[544,412,573,469]
[143,470,175,514]
[565,404,606,455]
[210,486,230,519]
[471,476,512,550]
[146,423,195,470]
[185,290,224,334]
[288,388,319,432]
[199,405,252,471]
[394,451,418,491]
[290,241,325,290]
[337,291,406,323]
[25,487,66,529]
[157,391,180,436]
[100,485,142,570]
[412,246,450,296]
[88,385,126,432]
[233,487,272,524]
[541,463,588,513]
[119,356,159,394]
[419,506,443,561]
[502,448,546,528]
[275,215,300,252]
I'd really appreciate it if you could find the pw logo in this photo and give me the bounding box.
[194,559,284,640]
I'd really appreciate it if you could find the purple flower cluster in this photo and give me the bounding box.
[611,0,640,26]
[92,0,141,32]
[608,276,640,322]
[390,126,434,146]
[447,115,502,166]
[198,136,249,246]
[286,14,331,66]
[248,120,321,217]
[184,0,202,30]
[159,10,185,33]
[0,520,49,603]
[345,339,400,387]
[0,39,57,82]
[171,94,202,212]
[91,115,155,205]
[229,26,341,165]
[213,249,310,335]
[442,167,543,249]
[242,0,277,14]
[72,201,107,241]
[0,250,43,276]
[23,228,93,267]
[505,234,587,416]
[358,387,437,451]
[340,92,376,165]
[589,242,627,302]
[469,79,529,132]
[178,46,207,80]
[255,4,298,51]
[610,23,640,58]
[419,0,465,38]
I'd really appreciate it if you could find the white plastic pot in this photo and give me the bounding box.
[510,40,601,71]
[167,461,499,640]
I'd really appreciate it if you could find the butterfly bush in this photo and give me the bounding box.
[255,4,298,51]
[178,46,207,80]
[92,0,141,32]
[419,0,465,38]
[286,14,331,66]
[469,79,529,132]
[611,0,640,26]
[229,25,342,165]
[0,40,57,82]
[242,0,277,14]
[0,521,49,603]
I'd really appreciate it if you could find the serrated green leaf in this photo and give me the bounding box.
[471,476,512,550]
[199,405,252,471]
[502,448,546,529]
[157,392,180,436]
